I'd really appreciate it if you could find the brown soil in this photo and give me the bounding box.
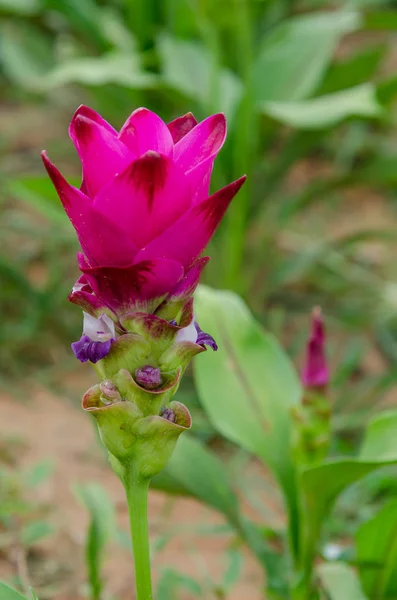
[0,374,264,600]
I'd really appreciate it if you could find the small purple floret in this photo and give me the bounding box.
[160,407,176,423]
[135,365,162,389]
[72,335,114,364]
[194,322,218,351]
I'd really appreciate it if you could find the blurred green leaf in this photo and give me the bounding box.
[364,11,397,30]
[0,0,40,15]
[194,286,301,545]
[42,52,157,90]
[0,583,29,600]
[317,563,368,600]
[0,22,54,89]
[25,459,53,488]
[252,11,361,103]
[356,500,397,598]
[317,46,385,96]
[21,520,54,546]
[300,411,397,578]
[222,547,244,592]
[158,34,243,122]
[74,483,115,600]
[157,569,202,599]
[262,84,381,129]
[158,434,240,523]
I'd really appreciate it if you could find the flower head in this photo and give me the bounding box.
[301,307,329,389]
[42,106,245,323]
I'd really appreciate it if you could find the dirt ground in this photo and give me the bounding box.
[0,373,265,600]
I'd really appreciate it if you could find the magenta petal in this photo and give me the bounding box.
[301,308,329,389]
[134,176,247,270]
[167,112,198,143]
[71,114,132,198]
[119,108,174,158]
[173,113,226,173]
[78,254,184,314]
[94,152,192,248]
[69,105,118,141]
[42,152,138,266]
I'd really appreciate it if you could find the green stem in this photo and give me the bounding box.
[123,470,153,600]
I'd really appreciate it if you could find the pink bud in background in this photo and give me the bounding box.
[301,307,329,389]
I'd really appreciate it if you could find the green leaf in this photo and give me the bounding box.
[25,459,54,488]
[300,410,397,576]
[0,0,40,15]
[158,434,240,523]
[356,500,397,598]
[317,563,368,600]
[157,34,243,123]
[222,547,244,591]
[0,583,29,600]
[42,52,156,90]
[252,11,361,103]
[157,569,202,599]
[21,521,55,546]
[0,22,54,90]
[194,286,301,503]
[74,483,115,600]
[262,84,382,129]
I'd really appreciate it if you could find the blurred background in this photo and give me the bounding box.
[1,0,397,598]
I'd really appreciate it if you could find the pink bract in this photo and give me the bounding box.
[42,106,246,320]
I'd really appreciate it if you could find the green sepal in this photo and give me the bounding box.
[120,313,178,358]
[96,334,152,380]
[114,368,182,416]
[83,385,191,478]
[160,341,205,373]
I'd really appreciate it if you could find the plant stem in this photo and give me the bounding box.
[123,470,153,600]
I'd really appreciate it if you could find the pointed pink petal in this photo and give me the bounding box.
[69,105,118,142]
[78,254,184,315]
[134,176,246,270]
[155,257,210,320]
[173,113,226,173]
[94,152,192,248]
[70,114,132,198]
[119,108,174,158]
[167,112,198,143]
[42,152,137,266]
[184,157,214,204]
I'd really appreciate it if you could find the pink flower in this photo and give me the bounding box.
[301,307,329,389]
[42,106,246,322]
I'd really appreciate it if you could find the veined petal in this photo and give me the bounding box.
[71,114,132,197]
[173,113,226,173]
[134,176,246,270]
[94,152,192,248]
[168,112,198,143]
[42,152,137,266]
[78,254,184,315]
[119,108,173,158]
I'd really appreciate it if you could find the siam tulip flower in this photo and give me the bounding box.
[301,307,329,389]
[42,105,246,600]
[42,104,245,472]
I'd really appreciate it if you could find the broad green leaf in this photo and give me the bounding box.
[42,53,156,90]
[262,84,381,129]
[194,286,301,522]
[157,34,243,123]
[74,483,115,600]
[252,11,360,103]
[0,583,29,600]
[300,411,397,576]
[157,434,240,523]
[356,500,397,598]
[317,563,368,600]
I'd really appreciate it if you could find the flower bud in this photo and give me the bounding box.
[135,365,162,389]
[301,307,329,390]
